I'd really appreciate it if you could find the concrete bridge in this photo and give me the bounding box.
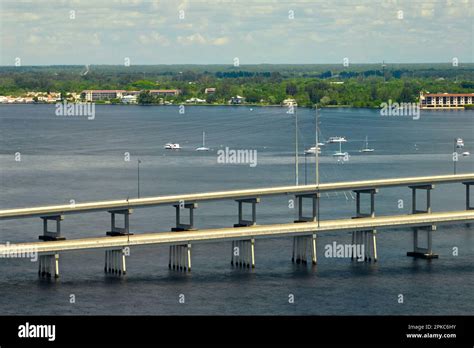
[0,174,473,278]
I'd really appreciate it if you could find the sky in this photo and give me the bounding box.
[0,0,473,65]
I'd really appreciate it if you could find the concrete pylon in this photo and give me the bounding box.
[38,253,59,278]
[231,239,255,268]
[351,230,377,262]
[104,248,127,275]
[169,243,192,272]
[292,234,317,265]
[407,225,438,259]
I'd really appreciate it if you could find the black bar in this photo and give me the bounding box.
[0,315,472,346]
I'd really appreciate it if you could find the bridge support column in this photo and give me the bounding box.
[39,215,65,241]
[463,182,474,210]
[168,203,195,272]
[351,230,377,262]
[294,194,319,222]
[231,239,255,268]
[38,253,59,278]
[169,243,191,272]
[292,234,317,265]
[172,203,198,231]
[409,185,434,214]
[107,209,133,236]
[407,225,438,259]
[353,189,378,218]
[104,248,127,275]
[234,198,260,227]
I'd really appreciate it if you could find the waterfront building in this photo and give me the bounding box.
[149,89,180,97]
[229,95,245,104]
[81,90,126,102]
[419,92,474,109]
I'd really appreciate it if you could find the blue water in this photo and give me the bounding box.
[0,104,473,315]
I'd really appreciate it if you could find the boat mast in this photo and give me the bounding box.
[315,105,319,186]
[295,106,299,185]
[203,131,205,147]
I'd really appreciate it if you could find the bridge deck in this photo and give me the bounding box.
[1,174,473,220]
[1,210,472,254]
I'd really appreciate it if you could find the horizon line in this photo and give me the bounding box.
[1,62,473,67]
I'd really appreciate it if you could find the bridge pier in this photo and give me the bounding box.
[172,203,198,231]
[407,225,438,259]
[104,248,127,275]
[292,234,317,265]
[38,253,59,278]
[234,198,259,227]
[353,189,377,218]
[351,230,377,262]
[168,203,195,272]
[231,239,255,268]
[39,215,66,241]
[107,209,133,236]
[294,194,319,222]
[169,243,192,271]
[409,184,434,214]
[463,181,474,210]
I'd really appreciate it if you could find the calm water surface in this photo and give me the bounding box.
[0,104,473,315]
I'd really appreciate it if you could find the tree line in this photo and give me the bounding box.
[0,64,472,107]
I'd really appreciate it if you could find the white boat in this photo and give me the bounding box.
[360,136,374,152]
[164,143,181,150]
[317,142,325,147]
[327,136,347,143]
[304,146,321,154]
[333,151,349,157]
[332,142,348,157]
[195,131,210,151]
[456,138,464,148]
[462,151,470,156]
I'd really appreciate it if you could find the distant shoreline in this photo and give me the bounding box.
[1,103,473,110]
[0,102,367,109]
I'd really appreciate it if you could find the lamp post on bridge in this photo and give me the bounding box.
[137,159,141,198]
[315,104,320,227]
[453,138,458,175]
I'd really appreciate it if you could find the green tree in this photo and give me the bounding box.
[138,90,154,104]
[286,82,298,96]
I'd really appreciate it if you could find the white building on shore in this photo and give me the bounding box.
[419,92,474,109]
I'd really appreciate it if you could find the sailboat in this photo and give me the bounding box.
[332,141,348,157]
[304,146,321,154]
[360,136,374,152]
[195,131,210,151]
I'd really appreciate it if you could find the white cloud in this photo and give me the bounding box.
[177,33,207,45]
[0,0,472,64]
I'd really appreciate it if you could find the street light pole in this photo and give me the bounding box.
[453,139,457,175]
[137,159,141,198]
[295,106,299,186]
[315,104,320,227]
[304,152,307,185]
[315,104,319,186]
